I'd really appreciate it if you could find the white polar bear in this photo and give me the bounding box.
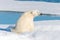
[12,10,41,34]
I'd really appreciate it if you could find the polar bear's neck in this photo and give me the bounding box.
[24,13,34,20]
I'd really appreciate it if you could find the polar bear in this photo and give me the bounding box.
[12,10,41,34]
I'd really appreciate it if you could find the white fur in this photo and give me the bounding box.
[12,10,40,34]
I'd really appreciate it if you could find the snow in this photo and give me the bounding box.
[0,20,60,40]
[0,30,32,40]
[34,20,60,31]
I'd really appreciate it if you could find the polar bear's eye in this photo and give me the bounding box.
[31,12,33,14]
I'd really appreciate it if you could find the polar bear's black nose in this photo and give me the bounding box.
[40,13,43,15]
[39,13,43,16]
[40,13,53,16]
[39,13,60,16]
[40,13,50,16]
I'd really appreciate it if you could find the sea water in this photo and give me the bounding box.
[0,11,60,24]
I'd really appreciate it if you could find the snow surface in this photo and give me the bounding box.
[0,20,60,40]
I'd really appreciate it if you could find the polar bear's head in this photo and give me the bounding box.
[30,10,41,16]
[25,10,41,17]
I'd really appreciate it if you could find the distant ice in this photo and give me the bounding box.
[0,0,60,14]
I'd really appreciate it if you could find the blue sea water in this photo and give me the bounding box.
[0,11,60,24]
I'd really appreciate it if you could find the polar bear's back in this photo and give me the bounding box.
[14,12,34,33]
